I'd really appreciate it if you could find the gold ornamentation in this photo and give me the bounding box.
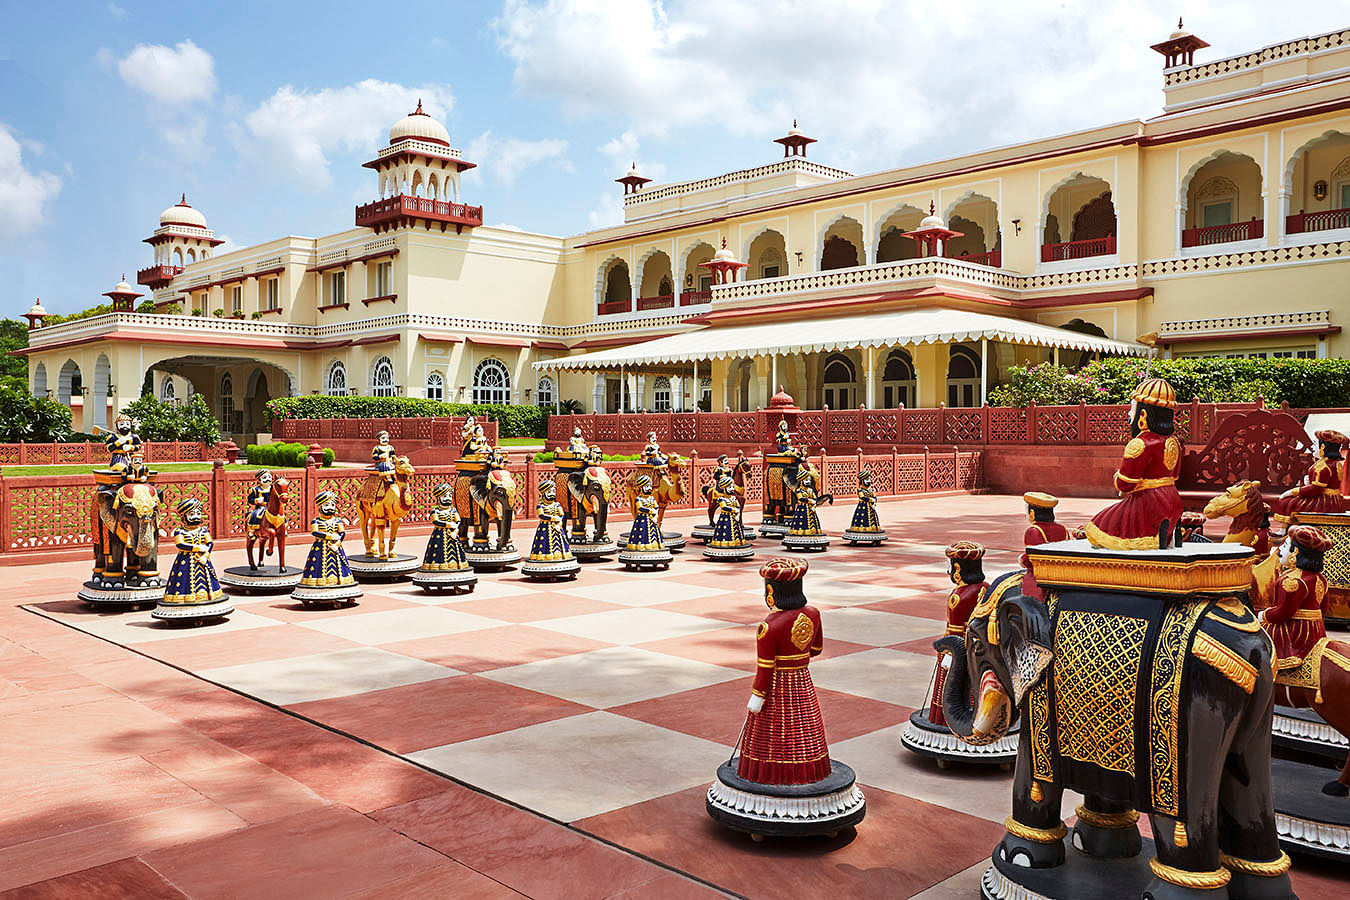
[1003,817,1066,843]
[1276,636,1328,691]
[756,621,769,640]
[1124,437,1145,459]
[1148,860,1230,889]
[1030,593,1058,784]
[1135,477,1177,489]
[947,590,961,609]
[1150,598,1210,817]
[765,584,776,609]
[1028,549,1254,596]
[790,613,813,650]
[1219,851,1291,876]
[1207,597,1261,633]
[1030,782,1043,803]
[1083,521,1161,551]
[1164,437,1181,471]
[1281,575,1301,592]
[1074,805,1139,829]
[1055,610,1148,775]
[1191,632,1258,694]
[1174,821,1188,847]
[972,575,1020,647]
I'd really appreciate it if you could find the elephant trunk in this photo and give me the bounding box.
[935,635,977,741]
[133,515,158,560]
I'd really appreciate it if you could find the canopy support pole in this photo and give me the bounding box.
[865,346,876,409]
[770,354,777,396]
[620,364,626,413]
[1053,347,1060,367]
[980,338,988,407]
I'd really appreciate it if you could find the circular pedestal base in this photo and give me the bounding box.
[981,837,1165,900]
[411,569,477,594]
[519,557,581,581]
[781,533,831,552]
[842,529,887,545]
[618,548,673,570]
[221,566,303,593]
[1273,756,1350,860]
[467,548,522,572]
[347,554,420,581]
[661,532,687,552]
[757,523,789,539]
[706,760,865,839]
[703,543,756,562]
[152,598,234,623]
[1273,706,1349,761]
[78,581,166,610]
[291,583,363,608]
[900,710,1019,767]
[689,524,715,544]
[571,540,618,560]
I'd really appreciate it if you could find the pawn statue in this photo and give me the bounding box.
[292,490,362,607]
[703,472,754,561]
[369,430,398,486]
[1278,429,1347,518]
[520,481,580,580]
[618,474,672,570]
[412,482,477,594]
[1020,491,1069,600]
[153,498,233,623]
[842,470,886,545]
[781,466,831,552]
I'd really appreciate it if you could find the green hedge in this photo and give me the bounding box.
[264,396,549,439]
[989,358,1350,408]
[246,442,316,468]
[532,451,644,463]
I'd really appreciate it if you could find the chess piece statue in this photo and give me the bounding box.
[781,463,831,551]
[413,482,477,593]
[221,470,300,594]
[619,474,672,570]
[520,480,580,580]
[1084,378,1183,550]
[1262,525,1331,671]
[775,419,794,454]
[1278,429,1347,518]
[707,557,865,839]
[104,412,143,475]
[1020,491,1069,600]
[153,497,232,623]
[461,415,481,457]
[246,469,275,542]
[82,411,164,607]
[370,430,398,486]
[842,469,885,545]
[292,490,361,607]
[704,471,753,561]
[567,425,588,456]
[1202,480,1271,554]
[642,431,667,467]
[1178,511,1212,543]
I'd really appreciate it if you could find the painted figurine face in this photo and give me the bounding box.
[181,505,204,525]
[378,431,390,443]
[319,497,338,516]
[115,415,132,435]
[573,426,582,437]
[540,481,555,499]
[257,470,274,487]
[717,454,727,466]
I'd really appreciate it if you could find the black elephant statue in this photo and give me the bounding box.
[938,570,1293,900]
[91,481,165,588]
[464,465,518,551]
[562,464,611,543]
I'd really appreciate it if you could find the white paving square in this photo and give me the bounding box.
[388,578,538,604]
[556,580,730,607]
[821,607,940,646]
[812,580,906,607]
[198,647,460,705]
[530,607,734,644]
[298,606,507,644]
[409,711,728,821]
[481,645,744,708]
[810,647,934,707]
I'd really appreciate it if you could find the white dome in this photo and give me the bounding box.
[626,162,642,178]
[390,100,450,145]
[1169,28,1191,40]
[714,245,737,261]
[919,213,945,230]
[27,300,47,316]
[160,195,207,228]
[112,277,135,294]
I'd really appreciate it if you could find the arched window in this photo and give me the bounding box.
[472,358,511,404]
[220,373,235,430]
[325,360,347,396]
[425,370,445,401]
[370,356,396,397]
[33,362,47,397]
[161,377,175,402]
[186,248,196,263]
[881,349,916,409]
[946,345,980,407]
[535,375,554,408]
[822,353,856,410]
[699,376,712,412]
[173,248,184,267]
[652,375,672,412]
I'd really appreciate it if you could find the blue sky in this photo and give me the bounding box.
[2,0,1347,316]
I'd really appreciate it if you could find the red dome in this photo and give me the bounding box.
[768,386,799,411]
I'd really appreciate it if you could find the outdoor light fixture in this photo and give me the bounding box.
[794,250,804,265]
[1314,180,1329,201]
[1011,218,1022,235]
[685,273,693,287]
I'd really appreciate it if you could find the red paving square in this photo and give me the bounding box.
[0,856,187,899]
[343,863,528,900]
[288,675,593,753]
[71,655,217,703]
[382,624,611,674]
[653,591,762,624]
[245,590,418,623]
[577,784,1006,900]
[637,626,873,671]
[145,623,363,670]
[446,590,617,623]
[163,757,329,825]
[891,634,946,656]
[858,595,951,620]
[142,805,447,900]
[611,677,910,745]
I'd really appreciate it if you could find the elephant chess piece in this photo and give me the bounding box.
[706,558,866,840]
[349,451,419,580]
[618,474,672,570]
[412,482,477,594]
[79,411,166,609]
[902,541,1018,768]
[291,490,363,608]
[561,445,616,560]
[760,425,803,538]
[1257,524,1350,860]
[456,447,521,571]
[153,497,233,624]
[520,481,580,581]
[780,462,832,552]
[703,471,754,561]
[842,470,886,545]
[221,469,302,593]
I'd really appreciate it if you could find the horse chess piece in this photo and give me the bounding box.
[153,498,233,624]
[703,472,754,561]
[902,541,1017,768]
[618,474,672,570]
[707,558,865,840]
[520,481,580,580]
[842,470,886,545]
[291,490,362,608]
[1202,480,1271,555]
[1020,491,1069,601]
[780,462,831,552]
[412,482,477,594]
[222,469,301,593]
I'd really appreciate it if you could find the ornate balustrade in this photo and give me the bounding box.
[951,249,1001,267]
[1286,208,1350,235]
[636,294,674,311]
[679,290,712,306]
[136,264,183,287]
[0,441,219,467]
[1041,236,1116,262]
[354,195,483,230]
[1182,218,1263,247]
[596,298,632,316]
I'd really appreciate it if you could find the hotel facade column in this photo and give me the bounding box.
[592,372,604,414]
[636,374,646,412]
[980,337,988,406]
[864,346,876,409]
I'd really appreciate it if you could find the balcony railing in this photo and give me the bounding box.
[1286,207,1350,235]
[355,195,483,230]
[1182,218,1263,247]
[680,290,713,306]
[137,264,183,286]
[596,298,632,316]
[636,294,674,311]
[1041,235,1116,262]
[949,249,1001,268]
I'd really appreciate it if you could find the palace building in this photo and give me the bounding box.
[20,24,1350,438]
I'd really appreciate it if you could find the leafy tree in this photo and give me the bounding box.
[0,319,31,384]
[123,393,220,443]
[0,384,72,442]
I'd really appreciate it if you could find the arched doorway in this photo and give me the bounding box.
[1043,174,1116,261]
[823,353,856,410]
[820,217,863,270]
[946,346,980,407]
[880,349,916,408]
[93,354,110,430]
[246,369,271,434]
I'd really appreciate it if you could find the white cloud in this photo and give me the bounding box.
[160,115,209,159]
[464,130,572,187]
[115,40,216,104]
[107,2,127,18]
[233,80,455,190]
[493,0,1350,174]
[586,189,623,229]
[0,124,62,239]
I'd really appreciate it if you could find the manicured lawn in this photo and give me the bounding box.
[1,463,288,476]
[498,437,545,447]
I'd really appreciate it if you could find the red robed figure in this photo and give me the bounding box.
[1262,525,1330,666]
[1020,492,1068,600]
[929,539,988,727]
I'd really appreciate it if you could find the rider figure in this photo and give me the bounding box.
[775,420,795,455]
[568,426,589,457]
[105,413,143,478]
[642,432,667,467]
[370,431,397,486]
[460,415,478,457]
[246,470,275,537]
